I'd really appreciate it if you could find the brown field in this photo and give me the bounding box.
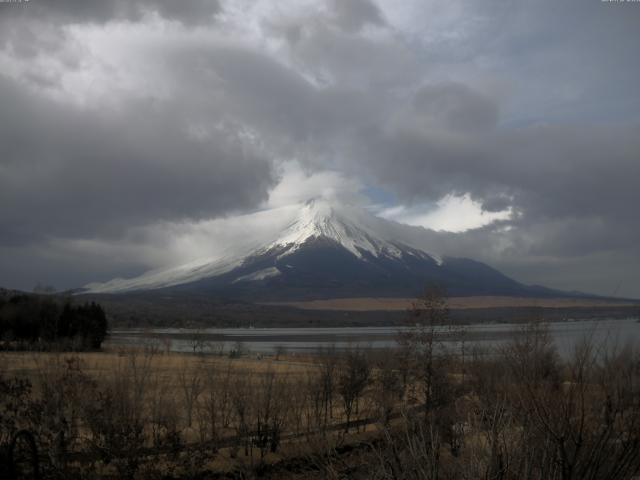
[0,348,314,379]
[1,296,638,478]
[0,346,414,478]
[264,295,639,311]
[2,327,640,479]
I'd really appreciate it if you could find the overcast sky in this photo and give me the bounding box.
[1,0,639,297]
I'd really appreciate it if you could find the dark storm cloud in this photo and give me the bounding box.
[160,41,385,168]
[0,0,639,296]
[413,83,499,133]
[403,221,640,299]
[266,1,414,89]
[0,0,221,26]
[358,120,640,227]
[354,114,640,263]
[0,74,274,244]
[0,0,221,66]
[330,0,385,32]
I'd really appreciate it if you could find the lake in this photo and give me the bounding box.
[106,317,640,358]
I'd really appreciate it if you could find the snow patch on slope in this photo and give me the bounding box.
[232,267,281,284]
[83,254,245,294]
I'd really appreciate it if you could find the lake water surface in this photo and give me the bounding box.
[106,317,640,358]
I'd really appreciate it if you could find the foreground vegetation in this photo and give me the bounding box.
[1,293,639,479]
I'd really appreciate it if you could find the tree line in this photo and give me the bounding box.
[0,294,108,350]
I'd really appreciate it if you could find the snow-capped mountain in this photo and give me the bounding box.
[83,199,555,299]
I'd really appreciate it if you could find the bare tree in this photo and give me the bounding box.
[231,373,254,457]
[178,359,203,428]
[254,368,288,457]
[504,327,640,480]
[188,329,209,355]
[338,348,371,432]
[318,346,339,426]
[83,350,156,480]
[373,352,403,426]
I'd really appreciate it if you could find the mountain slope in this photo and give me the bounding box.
[83,199,563,300]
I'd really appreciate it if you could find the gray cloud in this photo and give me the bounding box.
[413,83,499,133]
[330,0,385,32]
[0,0,221,26]
[0,74,274,244]
[0,0,639,296]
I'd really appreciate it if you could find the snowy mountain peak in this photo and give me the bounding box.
[82,200,443,294]
[268,199,413,260]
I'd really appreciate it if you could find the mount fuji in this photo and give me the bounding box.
[83,199,560,300]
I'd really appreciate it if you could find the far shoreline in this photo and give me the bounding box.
[262,295,640,312]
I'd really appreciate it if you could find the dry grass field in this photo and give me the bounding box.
[0,348,314,379]
[0,346,385,478]
[265,295,639,311]
[2,320,640,479]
